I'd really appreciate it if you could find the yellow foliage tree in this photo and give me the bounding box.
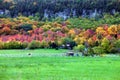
[108,25,117,35]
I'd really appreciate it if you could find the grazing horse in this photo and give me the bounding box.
[28,53,31,56]
[66,52,74,56]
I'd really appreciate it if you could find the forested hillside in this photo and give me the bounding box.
[0,0,120,19]
[0,0,120,54]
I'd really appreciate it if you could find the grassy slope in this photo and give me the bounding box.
[0,50,120,80]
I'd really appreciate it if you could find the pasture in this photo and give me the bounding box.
[0,49,120,80]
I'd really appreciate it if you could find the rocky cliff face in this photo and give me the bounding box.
[0,0,119,19]
[43,8,117,19]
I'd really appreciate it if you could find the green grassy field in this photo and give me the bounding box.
[0,49,120,80]
[0,49,67,54]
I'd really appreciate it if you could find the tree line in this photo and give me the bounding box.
[0,0,120,19]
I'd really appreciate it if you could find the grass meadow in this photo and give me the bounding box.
[0,49,120,80]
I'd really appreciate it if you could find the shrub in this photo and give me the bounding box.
[3,41,22,49]
[28,40,41,49]
[107,46,117,53]
[17,24,33,32]
[40,41,49,48]
[21,42,28,49]
[92,46,105,55]
[62,37,76,49]
[74,44,85,52]
[114,39,120,53]
[114,39,120,48]
[101,38,110,52]
[88,47,94,56]
[2,26,11,35]
[0,42,3,49]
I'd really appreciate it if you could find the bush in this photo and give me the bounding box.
[28,40,49,49]
[3,41,23,49]
[40,41,49,48]
[114,39,120,48]
[88,47,94,56]
[74,44,85,52]
[0,42,3,49]
[62,37,76,49]
[17,24,33,32]
[28,40,41,49]
[92,46,105,55]
[101,38,110,52]
[21,42,28,49]
[114,39,120,53]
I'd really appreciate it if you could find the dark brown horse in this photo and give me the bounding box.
[66,52,74,56]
